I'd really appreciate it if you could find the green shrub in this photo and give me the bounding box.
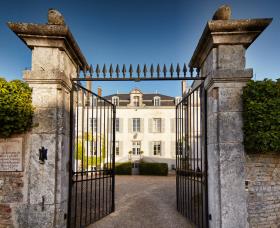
[115,162,132,175]
[139,162,168,176]
[0,78,34,137]
[242,79,280,153]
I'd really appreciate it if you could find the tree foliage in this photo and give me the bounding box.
[242,79,280,153]
[0,78,34,137]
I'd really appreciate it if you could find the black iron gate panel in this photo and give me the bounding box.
[68,83,115,228]
[176,81,208,228]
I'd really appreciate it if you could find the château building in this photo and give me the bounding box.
[103,88,182,169]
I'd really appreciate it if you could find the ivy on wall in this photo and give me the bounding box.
[242,79,280,153]
[0,78,34,137]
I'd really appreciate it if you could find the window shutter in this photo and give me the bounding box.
[149,141,153,156]
[148,119,153,133]
[161,118,165,133]
[128,118,132,133]
[161,141,165,157]
[141,118,144,133]
[119,118,123,133]
[171,118,175,133]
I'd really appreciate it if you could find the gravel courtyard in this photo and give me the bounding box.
[88,175,194,228]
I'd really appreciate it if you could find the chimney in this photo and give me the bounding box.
[86,76,91,106]
[181,80,187,96]
[98,87,102,97]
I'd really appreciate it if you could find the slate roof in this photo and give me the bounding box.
[103,93,176,107]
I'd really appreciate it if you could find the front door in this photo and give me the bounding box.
[68,83,116,228]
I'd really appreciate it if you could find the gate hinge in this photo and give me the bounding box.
[208,214,212,220]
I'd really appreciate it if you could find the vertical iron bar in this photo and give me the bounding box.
[90,94,94,223]
[95,96,98,221]
[192,90,196,225]
[190,92,193,222]
[85,90,89,224]
[67,86,74,228]
[80,88,84,227]
[102,100,106,217]
[186,94,189,220]
[175,105,178,211]
[98,98,102,220]
[74,88,79,228]
[181,100,184,216]
[112,105,116,212]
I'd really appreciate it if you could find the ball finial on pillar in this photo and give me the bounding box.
[212,5,231,20]
[48,8,65,25]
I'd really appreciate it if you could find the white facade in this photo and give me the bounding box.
[108,88,180,169]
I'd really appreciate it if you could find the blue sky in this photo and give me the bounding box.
[0,0,279,96]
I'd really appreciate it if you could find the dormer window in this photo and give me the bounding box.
[154,96,160,106]
[133,96,140,107]
[112,96,119,106]
[175,97,182,105]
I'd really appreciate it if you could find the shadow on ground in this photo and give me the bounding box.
[87,175,194,228]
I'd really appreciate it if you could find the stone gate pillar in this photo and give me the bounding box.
[189,9,272,228]
[8,9,88,227]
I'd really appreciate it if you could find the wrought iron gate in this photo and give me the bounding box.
[176,81,208,228]
[68,83,116,228]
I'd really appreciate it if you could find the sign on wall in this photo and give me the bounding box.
[0,138,23,171]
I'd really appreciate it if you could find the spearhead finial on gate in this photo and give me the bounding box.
[156,64,160,78]
[116,64,120,78]
[143,64,147,78]
[122,64,126,78]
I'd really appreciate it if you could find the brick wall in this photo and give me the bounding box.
[245,153,280,227]
[0,172,24,227]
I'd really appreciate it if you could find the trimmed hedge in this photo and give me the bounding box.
[139,162,168,176]
[242,79,280,153]
[0,78,34,137]
[115,162,132,175]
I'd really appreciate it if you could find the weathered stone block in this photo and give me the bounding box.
[218,112,243,143]
[217,45,245,69]
[29,134,56,205]
[218,87,243,112]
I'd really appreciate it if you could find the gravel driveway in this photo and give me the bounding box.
[88,175,194,228]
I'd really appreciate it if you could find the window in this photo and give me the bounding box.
[89,118,97,132]
[116,141,119,156]
[154,97,160,106]
[115,118,120,132]
[153,141,161,156]
[133,118,140,132]
[133,96,140,106]
[153,118,161,133]
[112,96,119,106]
[132,141,141,155]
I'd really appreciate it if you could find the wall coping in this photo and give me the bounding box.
[189,18,272,68]
[7,22,88,69]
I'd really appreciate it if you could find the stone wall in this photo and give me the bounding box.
[245,153,280,227]
[0,133,30,228]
